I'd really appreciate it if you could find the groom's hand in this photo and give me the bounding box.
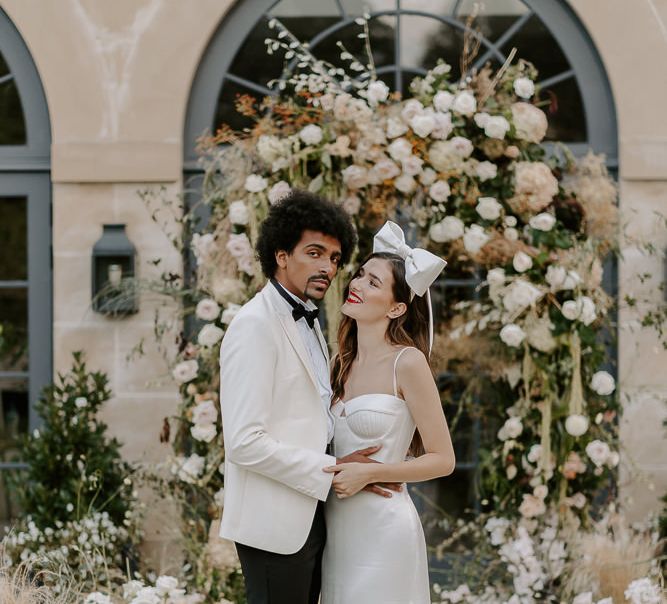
[336,446,402,498]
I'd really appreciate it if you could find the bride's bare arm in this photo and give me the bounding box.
[324,348,455,498]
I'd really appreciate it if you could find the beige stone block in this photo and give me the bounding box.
[53,253,96,324]
[53,324,116,379]
[619,388,667,468]
[618,327,667,388]
[52,184,116,254]
[619,180,667,242]
[618,464,667,523]
[97,393,179,462]
[115,321,181,394]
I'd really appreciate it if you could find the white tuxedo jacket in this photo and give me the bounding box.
[218,283,336,554]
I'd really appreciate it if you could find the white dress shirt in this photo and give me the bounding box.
[275,281,335,443]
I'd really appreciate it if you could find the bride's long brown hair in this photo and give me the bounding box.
[330,252,432,455]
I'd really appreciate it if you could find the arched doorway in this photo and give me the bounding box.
[183,0,617,527]
[0,7,51,523]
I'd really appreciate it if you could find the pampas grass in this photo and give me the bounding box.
[563,510,664,602]
[0,554,81,604]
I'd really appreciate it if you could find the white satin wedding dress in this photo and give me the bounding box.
[321,348,431,604]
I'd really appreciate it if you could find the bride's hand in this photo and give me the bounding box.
[323,463,373,498]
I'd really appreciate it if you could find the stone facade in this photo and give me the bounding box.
[1,0,665,556]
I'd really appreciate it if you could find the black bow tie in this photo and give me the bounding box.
[270,279,320,329]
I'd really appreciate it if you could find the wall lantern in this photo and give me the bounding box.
[91,224,138,315]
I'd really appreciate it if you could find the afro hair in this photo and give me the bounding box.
[256,189,357,278]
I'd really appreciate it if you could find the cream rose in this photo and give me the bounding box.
[394,174,416,194]
[228,200,249,225]
[511,102,548,143]
[463,224,490,253]
[298,124,323,146]
[195,298,220,321]
[500,323,526,347]
[513,77,535,99]
[429,216,464,243]
[529,212,556,231]
[476,196,502,221]
[197,324,224,347]
[590,371,615,395]
[475,161,498,182]
[452,90,477,116]
[565,414,589,437]
[387,138,413,162]
[172,360,198,384]
[268,180,291,205]
[370,158,401,182]
[192,399,218,425]
[366,80,389,106]
[342,165,368,189]
[244,174,268,193]
[191,423,217,443]
[512,251,533,273]
[433,90,454,112]
[429,180,451,203]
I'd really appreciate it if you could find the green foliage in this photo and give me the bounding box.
[10,351,135,530]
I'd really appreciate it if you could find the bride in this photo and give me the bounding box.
[321,221,456,604]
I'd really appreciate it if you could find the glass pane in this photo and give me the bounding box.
[400,16,466,79]
[0,377,28,447]
[0,77,26,145]
[0,288,28,372]
[0,197,27,280]
[498,13,570,81]
[543,76,587,142]
[0,53,9,78]
[340,0,397,15]
[272,0,342,17]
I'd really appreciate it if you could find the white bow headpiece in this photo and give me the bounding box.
[372,221,447,351]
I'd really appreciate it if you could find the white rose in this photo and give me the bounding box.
[197,324,224,347]
[431,111,454,140]
[527,444,542,463]
[342,165,368,189]
[512,251,533,273]
[342,194,361,215]
[370,158,400,182]
[565,414,589,437]
[74,397,88,408]
[430,216,464,243]
[463,224,490,254]
[590,371,615,395]
[506,464,518,480]
[503,279,543,313]
[400,98,424,122]
[419,167,437,186]
[394,174,416,194]
[546,265,567,290]
[84,594,112,604]
[487,268,506,286]
[505,215,517,227]
[450,136,474,157]
[533,484,548,499]
[172,360,198,384]
[484,115,510,139]
[386,117,408,139]
[429,180,451,202]
[409,112,436,138]
[178,453,205,483]
[513,77,535,99]
[155,576,180,596]
[366,80,389,106]
[191,423,217,443]
[504,227,519,241]
[500,323,526,347]
[257,135,288,164]
[561,300,581,321]
[504,416,523,439]
[401,155,424,176]
[244,174,268,193]
[268,180,291,205]
[299,124,323,146]
[192,400,218,425]
[606,450,619,468]
[519,493,546,518]
[562,271,582,290]
[476,196,502,221]
[228,200,250,225]
[433,90,454,112]
[221,303,242,325]
[452,90,477,116]
[529,212,556,231]
[585,439,610,467]
[567,492,587,509]
[195,298,220,321]
[511,103,548,144]
[580,296,597,325]
[191,232,216,265]
[387,138,413,162]
[475,161,498,182]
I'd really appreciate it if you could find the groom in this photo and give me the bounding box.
[219,190,395,604]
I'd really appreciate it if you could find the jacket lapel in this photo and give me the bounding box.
[263,284,320,392]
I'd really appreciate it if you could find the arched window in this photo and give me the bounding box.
[184,0,617,550]
[0,7,51,524]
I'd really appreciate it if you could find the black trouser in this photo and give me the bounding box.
[235,501,326,604]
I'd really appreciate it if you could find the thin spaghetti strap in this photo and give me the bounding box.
[393,347,415,397]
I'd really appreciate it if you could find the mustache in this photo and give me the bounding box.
[308,275,331,285]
